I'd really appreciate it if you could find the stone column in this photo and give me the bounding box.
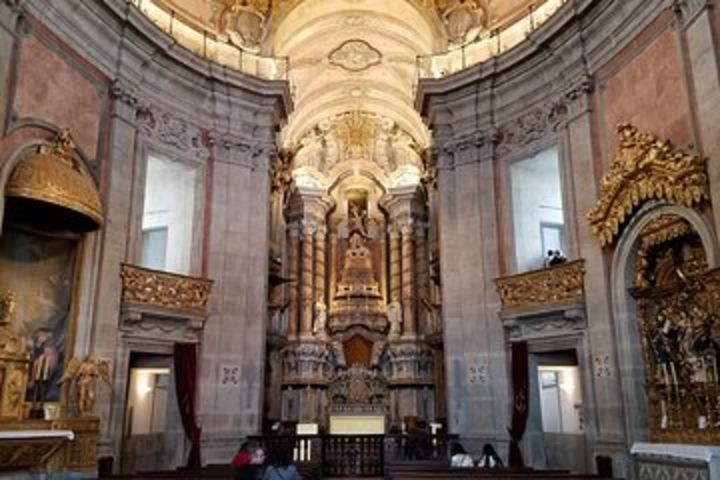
[287,223,301,338]
[388,225,402,303]
[329,230,338,302]
[314,226,327,302]
[300,222,315,337]
[401,221,416,337]
[415,223,430,334]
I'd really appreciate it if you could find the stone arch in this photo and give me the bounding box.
[609,201,718,444]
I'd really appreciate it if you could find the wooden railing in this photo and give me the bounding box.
[249,433,457,477]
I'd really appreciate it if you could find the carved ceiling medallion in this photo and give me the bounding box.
[329,39,382,72]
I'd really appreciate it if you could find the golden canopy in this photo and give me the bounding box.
[4,130,103,232]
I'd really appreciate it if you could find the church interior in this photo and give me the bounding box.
[1,0,720,479]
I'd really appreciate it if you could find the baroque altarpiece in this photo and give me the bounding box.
[263,112,445,430]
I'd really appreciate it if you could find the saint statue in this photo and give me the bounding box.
[58,354,112,417]
[387,299,403,336]
[348,204,367,236]
[313,299,327,335]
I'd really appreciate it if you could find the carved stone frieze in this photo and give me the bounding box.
[283,341,331,385]
[494,102,568,157]
[587,125,709,247]
[495,259,585,311]
[136,106,210,159]
[120,264,213,313]
[328,364,387,408]
[636,456,709,480]
[386,342,434,385]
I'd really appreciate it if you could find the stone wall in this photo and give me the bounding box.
[0,0,289,469]
[417,0,720,477]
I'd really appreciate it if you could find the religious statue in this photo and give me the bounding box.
[387,299,403,337]
[440,0,488,46]
[58,354,112,417]
[0,291,15,324]
[313,299,327,335]
[348,204,367,236]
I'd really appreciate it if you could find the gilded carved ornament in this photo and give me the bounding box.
[4,129,103,231]
[58,354,112,418]
[587,125,709,247]
[495,260,585,311]
[120,264,213,313]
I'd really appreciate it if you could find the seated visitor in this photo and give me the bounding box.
[262,449,300,480]
[232,442,265,480]
[450,443,474,467]
[477,443,503,468]
[548,249,567,266]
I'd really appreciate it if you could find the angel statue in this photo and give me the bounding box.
[58,354,112,417]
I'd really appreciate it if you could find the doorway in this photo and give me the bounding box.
[529,349,586,472]
[121,352,182,473]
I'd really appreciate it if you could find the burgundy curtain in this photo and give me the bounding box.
[174,342,202,468]
[508,341,529,467]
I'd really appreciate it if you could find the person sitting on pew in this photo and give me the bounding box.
[232,442,265,480]
[477,443,503,468]
[450,443,474,468]
[262,449,300,480]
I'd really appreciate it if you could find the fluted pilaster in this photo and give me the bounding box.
[287,223,301,338]
[300,223,315,337]
[401,222,416,337]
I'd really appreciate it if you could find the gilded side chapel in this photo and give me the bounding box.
[0,0,720,479]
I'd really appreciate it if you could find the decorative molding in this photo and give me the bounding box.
[466,359,488,385]
[120,263,213,314]
[495,259,585,311]
[587,124,709,247]
[494,102,568,156]
[328,39,382,72]
[136,106,210,159]
[593,354,613,378]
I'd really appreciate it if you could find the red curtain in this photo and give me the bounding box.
[174,342,202,468]
[508,341,529,467]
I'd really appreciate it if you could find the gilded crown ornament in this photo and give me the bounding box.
[587,124,709,247]
[4,129,103,232]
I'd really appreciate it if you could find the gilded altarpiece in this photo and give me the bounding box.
[632,221,719,444]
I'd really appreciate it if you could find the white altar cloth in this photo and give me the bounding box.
[0,430,74,441]
[631,443,720,480]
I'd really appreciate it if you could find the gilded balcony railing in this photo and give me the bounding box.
[416,0,568,80]
[120,263,213,313]
[495,259,585,311]
[128,0,288,81]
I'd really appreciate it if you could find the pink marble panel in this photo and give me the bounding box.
[600,29,692,159]
[13,36,101,157]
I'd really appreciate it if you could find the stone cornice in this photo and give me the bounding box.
[19,0,292,132]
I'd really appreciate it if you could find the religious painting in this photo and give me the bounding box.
[0,225,77,402]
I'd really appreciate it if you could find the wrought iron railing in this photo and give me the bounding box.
[249,433,457,477]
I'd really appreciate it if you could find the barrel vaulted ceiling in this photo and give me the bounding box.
[142,0,549,186]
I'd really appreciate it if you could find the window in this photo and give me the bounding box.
[510,147,566,271]
[141,154,198,274]
[141,227,168,270]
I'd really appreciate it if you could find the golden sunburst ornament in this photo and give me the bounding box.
[334,112,376,158]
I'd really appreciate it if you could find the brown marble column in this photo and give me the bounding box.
[314,226,327,303]
[415,223,430,335]
[287,223,301,338]
[401,222,416,337]
[389,225,402,303]
[329,230,338,302]
[300,222,315,337]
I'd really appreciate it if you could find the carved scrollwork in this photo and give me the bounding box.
[120,263,213,313]
[495,259,585,311]
[588,125,709,247]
